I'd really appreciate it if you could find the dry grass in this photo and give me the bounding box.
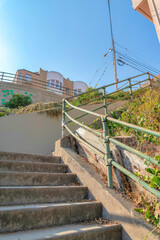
[16,102,62,117]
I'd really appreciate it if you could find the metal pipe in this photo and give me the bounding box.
[102,93,113,188]
[62,99,65,137]
[65,125,104,158]
[65,112,102,137]
[107,117,160,138]
[67,95,104,112]
[67,105,105,124]
[65,99,102,118]
[109,137,160,167]
[109,158,160,198]
[66,72,150,100]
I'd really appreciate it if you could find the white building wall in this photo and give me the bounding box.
[74,81,88,94]
[47,71,64,95]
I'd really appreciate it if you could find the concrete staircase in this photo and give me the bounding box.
[0,152,122,240]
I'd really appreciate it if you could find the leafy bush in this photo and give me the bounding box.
[0,107,16,117]
[135,197,160,227]
[5,94,32,109]
[71,88,103,106]
[119,89,160,144]
[0,112,5,117]
[107,90,130,100]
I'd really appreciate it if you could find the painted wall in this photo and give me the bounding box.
[0,81,63,106]
[0,100,128,155]
[0,112,62,155]
[74,81,88,94]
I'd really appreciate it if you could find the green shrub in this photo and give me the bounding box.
[107,90,130,100]
[119,89,160,144]
[0,107,17,117]
[72,88,103,105]
[5,94,32,108]
[0,112,6,117]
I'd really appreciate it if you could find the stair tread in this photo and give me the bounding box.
[0,160,66,166]
[0,224,121,240]
[0,171,73,175]
[0,185,86,189]
[0,152,60,159]
[0,160,67,173]
[0,201,99,212]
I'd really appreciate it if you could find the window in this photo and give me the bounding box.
[74,90,77,96]
[60,82,62,90]
[78,89,81,93]
[25,74,32,82]
[66,88,69,93]
[19,73,22,81]
[51,80,55,87]
[56,81,59,88]
[47,80,50,88]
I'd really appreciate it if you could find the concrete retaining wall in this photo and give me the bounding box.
[53,137,158,240]
[0,81,63,106]
[0,112,61,155]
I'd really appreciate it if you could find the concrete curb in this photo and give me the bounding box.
[53,137,158,240]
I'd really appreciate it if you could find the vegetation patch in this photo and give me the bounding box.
[5,93,32,109]
[78,88,160,228]
[0,107,17,117]
[16,101,62,117]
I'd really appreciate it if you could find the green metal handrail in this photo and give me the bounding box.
[109,137,160,167]
[65,125,104,158]
[62,72,160,198]
[107,117,160,138]
[0,71,76,96]
[109,158,160,198]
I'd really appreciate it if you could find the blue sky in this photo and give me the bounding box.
[0,0,160,88]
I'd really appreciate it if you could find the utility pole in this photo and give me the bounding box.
[107,0,118,91]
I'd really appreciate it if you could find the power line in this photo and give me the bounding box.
[116,50,159,75]
[115,42,160,74]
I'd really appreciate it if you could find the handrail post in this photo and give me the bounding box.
[62,99,66,137]
[138,81,141,88]
[147,72,152,90]
[102,117,113,188]
[102,88,113,188]
[128,78,133,99]
[103,87,107,115]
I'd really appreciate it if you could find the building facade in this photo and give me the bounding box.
[132,0,160,42]
[14,68,88,96]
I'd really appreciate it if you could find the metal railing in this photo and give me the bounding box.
[0,71,78,97]
[62,72,160,198]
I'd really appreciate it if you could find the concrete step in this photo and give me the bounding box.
[0,202,102,233]
[0,160,67,173]
[0,172,77,186]
[0,186,88,206]
[0,223,122,240]
[0,151,61,163]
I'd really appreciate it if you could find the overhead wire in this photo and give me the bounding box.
[116,49,158,72]
[116,50,158,74]
[115,43,160,75]
[115,41,160,69]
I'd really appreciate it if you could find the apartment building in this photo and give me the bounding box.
[132,0,160,42]
[14,68,87,96]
